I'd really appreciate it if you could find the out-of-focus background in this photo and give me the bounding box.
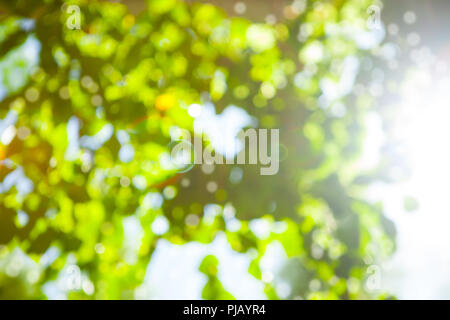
[0,0,449,299]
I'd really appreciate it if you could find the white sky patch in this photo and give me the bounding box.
[188,103,202,118]
[142,192,163,210]
[344,21,386,50]
[366,66,450,299]
[249,219,272,240]
[318,55,360,108]
[0,166,34,196]
[151,215,169,236]
[0,125,16,145]
[122,216,144,265]
[0,110,18,139]
[142,233,265,299]
[0,35,40,100]
[80,123,114,150]
[358,112,384,170]
[65,116,80,161]
[119,144,134,163]
[194,103,256,159]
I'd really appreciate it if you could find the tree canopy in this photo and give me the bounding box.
[0,0,397,299]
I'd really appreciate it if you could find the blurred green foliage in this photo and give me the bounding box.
[0,0,395,299]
